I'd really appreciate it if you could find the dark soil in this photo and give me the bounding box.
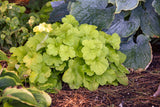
[50,42,160,107]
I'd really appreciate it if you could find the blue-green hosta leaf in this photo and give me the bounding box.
[70,1,115,30]
[77,0,108,9]
[106,13,140,38]
[109,0,115,4]
[115,0,139,13]
[49,3,69,23]
[152,0,160,15]
[139,1,160,37]
[120,35,152,70]
[51,1,65,8]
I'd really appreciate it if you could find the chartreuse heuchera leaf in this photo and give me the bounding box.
[8,15,129,91]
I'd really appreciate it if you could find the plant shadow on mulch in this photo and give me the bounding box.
[50,41,160,107]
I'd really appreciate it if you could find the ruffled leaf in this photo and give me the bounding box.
[62,59,84,89]
[59,45,76,61]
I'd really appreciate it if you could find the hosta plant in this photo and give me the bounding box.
[8,15,129,92]
[49,0,160,71]
[0,87,52,107]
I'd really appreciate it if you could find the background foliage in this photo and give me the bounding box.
[49,0,160,70]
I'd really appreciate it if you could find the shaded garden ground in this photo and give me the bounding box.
[50,42,160,107]
[1,1,160,106]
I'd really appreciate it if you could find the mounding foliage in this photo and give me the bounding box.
[49,0,160,70]
[8,15,129,92]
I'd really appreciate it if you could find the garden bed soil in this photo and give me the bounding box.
[50,42,160,107]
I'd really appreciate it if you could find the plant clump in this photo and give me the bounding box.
[8,15,129,92]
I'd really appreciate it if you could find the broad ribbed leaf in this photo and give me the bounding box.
[70,1,115,30]
[49,3,69,23]
[109,0,115,4]
[51,1,65,8]
[115,0,139,13]
[27,88,52,107]
[0,76,17,90]
[1,87,37,106]
[152,0,160,15]
[120,35,152,70]
[140,1,160,37]
[106,12,140,38]
[0,70,21,83]
[77,0,108,9]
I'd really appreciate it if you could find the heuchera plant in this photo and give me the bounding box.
[49,0,160,71]
[8,15,129,92]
